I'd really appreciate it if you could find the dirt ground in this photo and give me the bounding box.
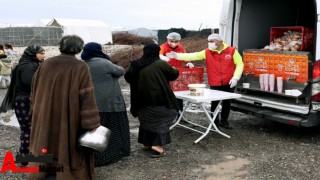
[0,46,320,179]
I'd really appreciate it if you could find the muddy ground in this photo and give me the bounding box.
[0,46,320,179]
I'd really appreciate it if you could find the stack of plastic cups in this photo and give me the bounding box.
[259,74,264,90]
[263,74,269,91]
[277,77,283,93]
[269,74,275,92]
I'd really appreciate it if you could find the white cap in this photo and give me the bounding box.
[167,32,181,40]
[208,33,223,41]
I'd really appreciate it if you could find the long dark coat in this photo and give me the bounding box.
[29,54,100,180]
[124,60,179,117]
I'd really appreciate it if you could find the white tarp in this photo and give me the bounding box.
[47,18,113,44]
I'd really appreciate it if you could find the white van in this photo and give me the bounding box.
[220,0,320,127]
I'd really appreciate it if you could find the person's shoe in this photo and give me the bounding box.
[148,149,165,158]
[219,121,233,129]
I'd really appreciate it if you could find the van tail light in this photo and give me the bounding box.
[311,60,320,102]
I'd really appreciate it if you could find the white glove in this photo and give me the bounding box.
[159,54,170,62]
[166,51,177,59]
[186,62,194,68]
[229,77,238,88]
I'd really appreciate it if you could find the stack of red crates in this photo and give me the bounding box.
[170,66,204,91]
[243,50,309,83]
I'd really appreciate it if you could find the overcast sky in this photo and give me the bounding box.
[0,0,223,30]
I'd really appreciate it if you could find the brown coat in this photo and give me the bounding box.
[29,54,100,180]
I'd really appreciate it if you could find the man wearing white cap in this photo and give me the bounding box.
[159,32,194,68]
[159,32,194,113]
[166,33,244,129]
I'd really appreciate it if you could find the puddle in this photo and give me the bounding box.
[201,157,251,180]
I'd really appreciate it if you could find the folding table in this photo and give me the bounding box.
[170,89,242,143]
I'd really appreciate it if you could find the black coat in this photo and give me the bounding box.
[0,60,39,112]
[15,61,39,97]
[125,60,179,117]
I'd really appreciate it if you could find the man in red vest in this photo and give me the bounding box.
[166,33,244,129]
[159,32,194,113]
[159,32,194,68]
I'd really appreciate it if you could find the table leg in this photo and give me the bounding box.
[171,100,230,143]
[194,102,221,143]
[194,118,214,144]
[201,102,231,139]
[170,101,190,130]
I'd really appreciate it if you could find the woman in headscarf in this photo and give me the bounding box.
[124,43,179,158]
[81,42,130,166]
[9,45,45,164]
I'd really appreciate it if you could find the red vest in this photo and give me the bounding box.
[160,43,185,67]
[205,46,236,86]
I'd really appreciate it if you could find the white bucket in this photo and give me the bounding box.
[188,84,206,96]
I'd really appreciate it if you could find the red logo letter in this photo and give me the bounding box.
[1,152,17,173]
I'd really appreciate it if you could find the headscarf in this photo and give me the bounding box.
[81,42,110,61]
[131,43,160,73]
[125,43,160,117]
[19,45,45,63]
[0,45,44,113]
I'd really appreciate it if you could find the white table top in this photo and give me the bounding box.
[174,89,242,103]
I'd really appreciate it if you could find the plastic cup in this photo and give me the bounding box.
[269,74,275,92]
[263,74,269,91]
[259,74,264,90]
[277,77,283,93]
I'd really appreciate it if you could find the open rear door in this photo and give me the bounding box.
[219,0,243,48]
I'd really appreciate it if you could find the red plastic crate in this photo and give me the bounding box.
[270,26,314,51]
[170,66,204,91]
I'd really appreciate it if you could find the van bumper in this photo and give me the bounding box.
[231,100,320,127]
